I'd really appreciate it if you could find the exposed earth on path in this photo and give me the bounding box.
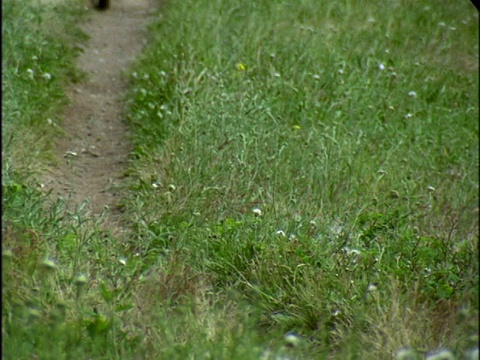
[40,0,158,235]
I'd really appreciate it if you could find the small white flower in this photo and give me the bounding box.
[270,53,276,59]
[273,72,281,78]
[42,73,52,81]
[119,257,127,266]
[367,283,378,292]
[313,74,321,80]
[395,347,418,360]
[427,186,436,192]
[252,208,262,217]
[276,230,286,237]
[151,181,160,188]
[337,68,344,74]
[31,55,38,61]
[404,113,413,119]
[378,63,385,71]
[408,91,417,98]
[168,184,176,191]
[284,332,302,348]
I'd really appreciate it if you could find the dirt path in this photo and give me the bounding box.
[41,0,157,235]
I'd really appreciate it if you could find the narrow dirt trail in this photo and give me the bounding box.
[41,0,157,235]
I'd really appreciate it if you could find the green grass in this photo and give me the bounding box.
[2,0,86,176]
[2,0,478,359]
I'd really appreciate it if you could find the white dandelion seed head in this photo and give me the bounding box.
[276,230,286,237]
[252,208,262,217]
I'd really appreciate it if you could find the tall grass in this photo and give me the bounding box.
[2,0,478,358]
[123,0,478,358]
[2,0,86,176]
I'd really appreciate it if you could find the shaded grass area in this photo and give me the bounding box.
[2,0,478,359]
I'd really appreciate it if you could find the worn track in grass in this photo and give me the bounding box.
[41,0,157,235]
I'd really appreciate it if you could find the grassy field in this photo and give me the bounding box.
[2,0,478,359]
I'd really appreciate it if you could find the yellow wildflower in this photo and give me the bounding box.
[236,63,246,71]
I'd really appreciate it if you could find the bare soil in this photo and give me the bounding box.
[41,0,157,235]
